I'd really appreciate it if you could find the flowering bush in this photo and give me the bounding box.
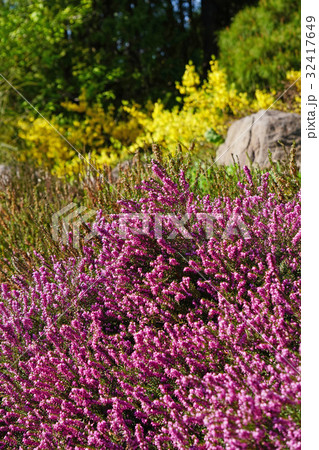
[17,61,301,175]
[0,162,300,448]
[124,61,301,155]
[18,91,142,176]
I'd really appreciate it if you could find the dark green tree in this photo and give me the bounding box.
[218,0,301,94]
[0,0,299,113]
[200,0,258,73]
[0,0,202,111]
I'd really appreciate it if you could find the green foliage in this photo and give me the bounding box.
[218,0,301,94]
[0,0,202,113]
[204,128,225,145]
[0,0,92,111]
[0,0,301,158]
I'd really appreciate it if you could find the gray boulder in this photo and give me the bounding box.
[215,109,301,168]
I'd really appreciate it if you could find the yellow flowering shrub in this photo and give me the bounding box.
[18,118,76,168]
[280,70,301,114]
[124,59,250,153]
[286,70,301,93]
[18,61,301,175]
[124,59,301,156]
[18,91,142,176]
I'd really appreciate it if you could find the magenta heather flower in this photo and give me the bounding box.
[0,161,300,448]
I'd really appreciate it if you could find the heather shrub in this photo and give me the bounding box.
[0,154,150,284]
[0,161,301,448]
[0,146,300,283]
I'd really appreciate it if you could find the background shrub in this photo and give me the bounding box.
[17,60,301,175]
[218,0,301,94]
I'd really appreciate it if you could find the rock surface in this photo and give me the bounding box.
[216,109,301,168]
[0,164,12,187]
[111,159,133,182]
